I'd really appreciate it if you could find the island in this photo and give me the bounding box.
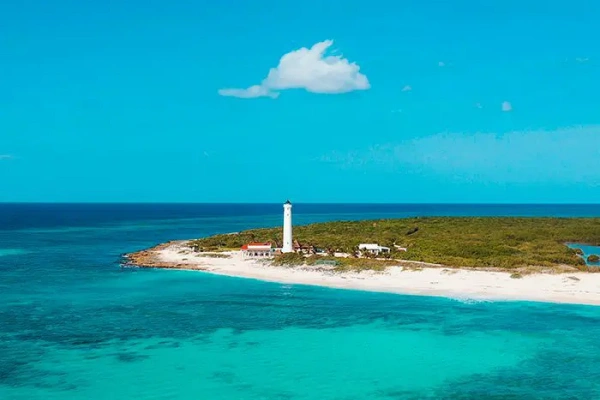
[124,217,600,306]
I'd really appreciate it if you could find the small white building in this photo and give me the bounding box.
[358,243,391,256]
[241,242,274,258]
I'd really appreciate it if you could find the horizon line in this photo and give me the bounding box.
[2,202,600,206]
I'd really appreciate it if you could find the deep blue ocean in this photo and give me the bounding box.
[3,203,600,399]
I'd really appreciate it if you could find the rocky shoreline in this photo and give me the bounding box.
[123,241,209,270]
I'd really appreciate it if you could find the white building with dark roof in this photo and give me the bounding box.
[358,243,390,256]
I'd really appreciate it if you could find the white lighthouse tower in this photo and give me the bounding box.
[282,200,293,253]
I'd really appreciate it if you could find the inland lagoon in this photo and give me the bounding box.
[567,243,600,267]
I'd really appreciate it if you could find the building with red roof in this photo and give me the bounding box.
[241,242,273,258]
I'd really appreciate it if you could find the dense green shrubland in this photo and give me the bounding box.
[189,217,600,270]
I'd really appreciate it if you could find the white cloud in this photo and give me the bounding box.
[218,40,370,99]
[438,61,445,67]
[0,155,13,160]
[218,85,279,99]
[401,85,412,92]
[501,101,512,112]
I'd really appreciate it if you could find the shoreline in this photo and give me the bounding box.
[124,241,600,306]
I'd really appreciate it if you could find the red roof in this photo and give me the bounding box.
[241,242,272,250]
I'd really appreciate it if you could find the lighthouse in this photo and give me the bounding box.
[282,200,293,253]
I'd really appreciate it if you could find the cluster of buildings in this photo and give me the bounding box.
[240,200,293,258]
[240,200,394,259]
[240,239,329,258]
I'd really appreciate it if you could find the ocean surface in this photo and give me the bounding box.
[2,203,600,400]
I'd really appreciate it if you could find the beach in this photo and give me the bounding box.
[125,241,600,306]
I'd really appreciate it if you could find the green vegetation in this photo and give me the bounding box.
[189,217,600,271]
[588,254,600,263]
[196,253,231,259]
[270,253,394,271]
[272,252,305,266]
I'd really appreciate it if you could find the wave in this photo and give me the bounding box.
[449,296,495,305]
[0,248,29,257]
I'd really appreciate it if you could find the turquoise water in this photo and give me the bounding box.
[3,204,600,399]
[0,248,29,257]
[567,243,600,266]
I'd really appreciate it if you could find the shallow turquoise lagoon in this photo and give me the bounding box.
[567,243,600,266]
[3,204,600,399]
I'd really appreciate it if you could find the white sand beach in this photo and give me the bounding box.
[127,242,600,306]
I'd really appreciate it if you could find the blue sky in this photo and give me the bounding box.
[2,0,599,203]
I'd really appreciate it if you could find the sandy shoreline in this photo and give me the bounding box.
[124,241,600,306]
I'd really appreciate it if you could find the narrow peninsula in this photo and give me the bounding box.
[125,214,600,306]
